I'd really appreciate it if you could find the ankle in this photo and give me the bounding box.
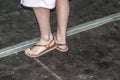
[40,34,53,42]
[55,35,66,44]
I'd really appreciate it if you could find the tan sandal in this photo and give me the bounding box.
[25,37,57,57]
[54,36,68,52]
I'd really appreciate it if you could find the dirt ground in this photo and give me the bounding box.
[0,0,120,80]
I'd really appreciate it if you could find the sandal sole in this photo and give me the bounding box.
[56,47,69,52]
[25,44,57,58]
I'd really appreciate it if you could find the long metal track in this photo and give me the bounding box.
[0,12,120,58]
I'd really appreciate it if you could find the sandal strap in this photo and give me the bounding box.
[57,43,67,46]
[34,37,54,48]
[47,37,54,47]
[34,44,48,47]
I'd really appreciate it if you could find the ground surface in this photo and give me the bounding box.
[0,0,120,80]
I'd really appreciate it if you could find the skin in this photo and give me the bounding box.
[25,0,70,55]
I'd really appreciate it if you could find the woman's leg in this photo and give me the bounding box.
[25,7,54,55]
[55,0,70,49]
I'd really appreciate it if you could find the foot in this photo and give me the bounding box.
[54,36,68,52]
[24,36,56,57]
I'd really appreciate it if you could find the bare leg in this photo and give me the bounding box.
[55,0,70,49]
[25,7,54,55]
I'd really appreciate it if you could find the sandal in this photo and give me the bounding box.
[54,36,69,52]
[25,37,57,57]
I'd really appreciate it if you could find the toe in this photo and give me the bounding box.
[25,48,30,52]
[24,48,31,54]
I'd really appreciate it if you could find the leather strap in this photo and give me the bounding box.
[57,44,67,46]
[33,37,54,48]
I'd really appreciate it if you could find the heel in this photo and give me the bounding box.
[54,36,68,52]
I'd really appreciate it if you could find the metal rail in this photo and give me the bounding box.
[0,12,120,58]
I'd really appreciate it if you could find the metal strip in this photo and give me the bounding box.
[0,12,120,58]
